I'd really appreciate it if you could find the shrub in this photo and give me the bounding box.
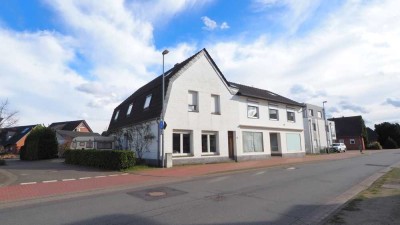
[0,159,5,166]
[64,149,135,170]
[367,141,383,150]
[383,137,398,149]
[21,126,58,161]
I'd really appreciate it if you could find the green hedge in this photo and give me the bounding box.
[20,126,58,161]
[64,149,135,170]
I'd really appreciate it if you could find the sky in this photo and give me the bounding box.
[0,0,399,133]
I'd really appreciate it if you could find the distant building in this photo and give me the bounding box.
[0,125,38,153]
[49,120,93,133]
[328,116,366,150]
[303,103,336,153]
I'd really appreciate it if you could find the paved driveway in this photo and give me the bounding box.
[0,158,124,186]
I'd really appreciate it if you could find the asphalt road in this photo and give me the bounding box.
[2,150,400,225]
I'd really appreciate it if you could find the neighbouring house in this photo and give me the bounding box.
[70,136,115,150]
[0,125,38,153]
[49,120,93,132]
[107,48,305,166]
[302,103,336,153]
[328,116,367,150]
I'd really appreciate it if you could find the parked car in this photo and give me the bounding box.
[330,143,347,153]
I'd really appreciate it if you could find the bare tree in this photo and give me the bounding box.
[0,99,19,128]
[125,122,155,162]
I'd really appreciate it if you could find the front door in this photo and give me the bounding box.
[228,131,234,159]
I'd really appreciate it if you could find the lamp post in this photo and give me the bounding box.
[322,101,329,153]
[161,49,169,168]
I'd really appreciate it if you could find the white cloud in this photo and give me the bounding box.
[220,22,230,29]
[208,0,400,127]
[201,16,230,31]
[201,16,218,30]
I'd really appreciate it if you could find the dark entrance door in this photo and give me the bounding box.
[228,131,234,159]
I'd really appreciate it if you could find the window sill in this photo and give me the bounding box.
[188,111,199,113]
[269,119,279,121]
[247,117,259,119]
[201,152,219,156]
[172,153,193,157]
[211,112,221,115]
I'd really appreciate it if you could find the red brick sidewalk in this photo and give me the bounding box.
[0,151,372,204]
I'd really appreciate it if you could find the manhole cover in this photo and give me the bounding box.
[127,187,187,201]
[147,191,166,197]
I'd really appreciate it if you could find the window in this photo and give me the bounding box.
[247,103,259,119]
[317,111,322,118]
[188,91,198,112]
[202,132,217,153]
[339,139,344,143]
[21,128,29,134]
[269,105,279,120]
[286,133,301,152]
[287,108,295,122]
[173,132,191,154]
[313,123,316,131]
[127,104,133,115]
[144,94,152,109]
[97,142,112,149]
[114,110,120,120]
[86,140,93,148]
[270,133,279,152]
[211,95,220,114]
[350,139,355,144]
[243,132,263,153]
[309,109,314,116]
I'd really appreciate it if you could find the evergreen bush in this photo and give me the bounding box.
[21,126,58,160]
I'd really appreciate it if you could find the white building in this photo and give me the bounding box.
[108,49,305,166]
[302,103,336,154]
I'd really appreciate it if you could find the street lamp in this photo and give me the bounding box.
[322,101,329,153]
[161,49,169,168]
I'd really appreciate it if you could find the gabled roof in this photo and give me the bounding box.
[56,130,100,139]
[0,125,38,147]
[108,49,206,131]
[108,48,303,131]
[230,82,304,107]
[328,116,363,137]
[49,120,93,132]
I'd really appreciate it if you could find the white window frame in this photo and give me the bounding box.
[211,94,220,114]
[247,101,259,119]
[350,139,355,144]
[242,131,264,153]
[269,104,279,121]
[172,131,192,156]
[144,94,152,109]
[317,111,322,118]
[114,110,120,121]
[286,108,295,122]
[188,91,198,112]
[202,132,218,155]
[127,103,133,116]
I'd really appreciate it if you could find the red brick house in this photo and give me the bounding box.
[0,125,38,153]
[328,116,366,150]
[49,120,93,133]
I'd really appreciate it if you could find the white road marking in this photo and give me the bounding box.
[95,175,106,178]
[208,176,229,183]
[252,171,266,176]
[43,180,58,183]
[121,173,129,176]
[79,177,91,180]
[62,179,76,181]
[20,182,37,185]
[108,174,119,177]
[286,167,296,170]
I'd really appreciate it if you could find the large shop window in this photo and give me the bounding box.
[243,131,264,153]
[173,132,191,154]
[202,133,217,153]
[286,133,301,152]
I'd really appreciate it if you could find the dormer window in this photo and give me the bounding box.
[114,110,120,120]
[144,94,152,109]
[127,104,133,116]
